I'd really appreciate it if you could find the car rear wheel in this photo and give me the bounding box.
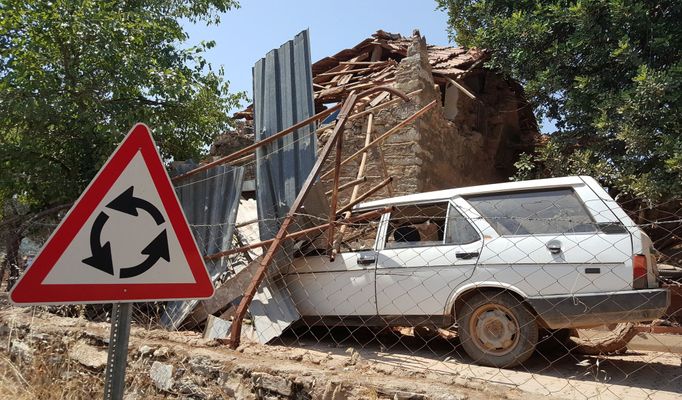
[457,292,538,368]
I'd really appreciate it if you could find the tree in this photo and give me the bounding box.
[436,0,681,203]
[0,0,243,284]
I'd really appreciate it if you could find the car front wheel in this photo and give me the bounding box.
[457,292,538,368]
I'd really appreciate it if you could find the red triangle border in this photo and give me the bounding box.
[10,124,214,305]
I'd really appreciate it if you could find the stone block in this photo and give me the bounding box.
[67,341,107,370]
[251,371,292,397]
[150,361,174,391]
[153,346,171,359]
[189,356,222,378]
[10,340,33,363]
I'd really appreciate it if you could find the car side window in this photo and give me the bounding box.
[337,217,381,253]
[385,203,447,249]
[465,188,598,235]
[445,205,480,244]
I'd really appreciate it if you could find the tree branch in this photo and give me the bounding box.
[0,202,73,232]
[19,202,73,233]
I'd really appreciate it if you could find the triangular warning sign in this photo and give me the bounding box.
[10,124,214,305]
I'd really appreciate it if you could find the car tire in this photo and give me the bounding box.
[457,292,538,368]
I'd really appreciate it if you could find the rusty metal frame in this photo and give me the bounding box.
[171,104,341,182]
[227,86,408,348]
[326,119,345,255]
[204,206,393,261]
[320,99,438,180]
[336,177,393,215]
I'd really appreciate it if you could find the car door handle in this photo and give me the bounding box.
[546,240,562,254]
[456,252,479,260]
[357,254,376,265]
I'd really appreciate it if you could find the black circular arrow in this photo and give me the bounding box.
[106,186,165,225]
[81,185,170,279]
[82,212,114,275]
[119,230,170,278]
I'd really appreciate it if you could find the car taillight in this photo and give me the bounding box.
[633,254,648,289]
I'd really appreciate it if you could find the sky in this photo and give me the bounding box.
[181,1,555,132]
[181,0,452,100]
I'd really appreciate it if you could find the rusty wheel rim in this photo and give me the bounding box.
[469,303,520,356]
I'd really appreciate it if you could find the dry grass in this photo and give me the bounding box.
[0,354,103,400]
[0,335,223,400]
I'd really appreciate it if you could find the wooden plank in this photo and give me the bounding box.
[326,115,345,255]
[444,76,478,100]
[314,53,368,84]
[369,92,390,107]
[354,113,374,198]
[343,82,375,92]
[324,176,367,196]
[347,89,422,121]
[369,67,396,82]
[205,206,393,261]
[337,73,354,85]
[370,44,383,62]
[333,112,374,257]
[338,60,388,66]
[316,66,381,78]
[336,177,393,215]
[316,86,345,99]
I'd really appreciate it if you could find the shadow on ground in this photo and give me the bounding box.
[273,325,682,399]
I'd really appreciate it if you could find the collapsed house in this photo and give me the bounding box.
[165,29,540,343]
[231,29,538,199]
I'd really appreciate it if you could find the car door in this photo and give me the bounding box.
[284,215,380,318]
[375,200,483,317]
[462,186,633,296]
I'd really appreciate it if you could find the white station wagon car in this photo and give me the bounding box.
[282,176,670,367]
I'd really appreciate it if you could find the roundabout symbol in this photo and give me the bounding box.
[82,186,170,278]
[10,123,214,305]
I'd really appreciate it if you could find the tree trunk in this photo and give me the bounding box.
[2,226,24,290]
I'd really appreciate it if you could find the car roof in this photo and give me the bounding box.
[354,176,590,211]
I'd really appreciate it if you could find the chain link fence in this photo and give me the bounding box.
[0,100,680,399]
[2,168,680,399]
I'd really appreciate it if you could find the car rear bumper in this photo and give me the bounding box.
[526,288,670,329]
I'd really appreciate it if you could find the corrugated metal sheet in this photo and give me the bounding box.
[249,30,317,341]
[253,29,316,241]
[160,161,244,329]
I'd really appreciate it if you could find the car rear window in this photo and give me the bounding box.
[465,188,598,235]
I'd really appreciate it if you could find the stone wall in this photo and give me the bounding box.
[209,121,257,181]
[0,308,519,400]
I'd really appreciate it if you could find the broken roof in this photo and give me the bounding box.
[235,30,490,119]
[313,29,488,80]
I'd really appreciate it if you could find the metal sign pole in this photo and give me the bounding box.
[104,303,133,400]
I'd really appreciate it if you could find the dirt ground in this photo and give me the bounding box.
[0,304,680,400]
[275,325,682,400]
